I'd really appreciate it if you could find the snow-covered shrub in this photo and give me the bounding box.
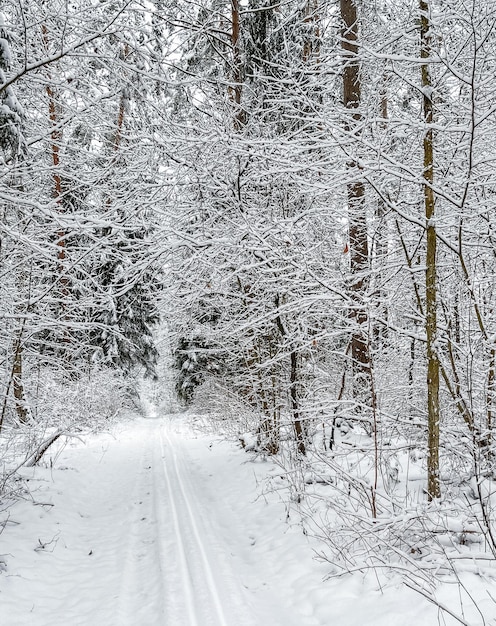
[0,364,136,499]
[24,366,134,430]
[189,379,263,440]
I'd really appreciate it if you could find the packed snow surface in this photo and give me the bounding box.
[1,413,493,625]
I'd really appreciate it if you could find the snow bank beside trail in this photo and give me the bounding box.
[0,414,492,625]
[0,421,152,626]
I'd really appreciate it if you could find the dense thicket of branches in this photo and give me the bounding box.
[0,1,166,433]
[163,0,496,596]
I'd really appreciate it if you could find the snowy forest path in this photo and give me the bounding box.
[1,414,321,626]
[135,417,255,626]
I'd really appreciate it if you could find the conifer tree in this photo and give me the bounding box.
[0,11,30,426]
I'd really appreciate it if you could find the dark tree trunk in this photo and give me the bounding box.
[420,0,440,501]
[339,0,371,407]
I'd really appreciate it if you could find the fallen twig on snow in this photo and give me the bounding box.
[24,430,64,467]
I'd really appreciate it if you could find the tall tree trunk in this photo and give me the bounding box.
[111,44,130,154]
[12,330,30,424]
[290,349,306,455]
[7,255,31,426]
[339,0,370,408]
[42,24,68,304]
[420,0,440,501]
[374,75,389,344]
[303,0,320,63]
[230,0,244,129]
[275,295,306,455]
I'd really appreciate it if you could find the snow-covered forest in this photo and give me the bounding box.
[2,0,496,624]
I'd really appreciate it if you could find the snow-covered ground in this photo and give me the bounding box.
[1,413,494,625]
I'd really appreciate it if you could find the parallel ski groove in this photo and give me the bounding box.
[159,424,230,626]
[150,436,175,623]
[116,439,148,625]
[117,428,167,625]
[158,425,200,626]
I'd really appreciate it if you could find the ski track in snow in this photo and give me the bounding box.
[0,417,301,626]
[158,426,227,626]
[3,414,491,626]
